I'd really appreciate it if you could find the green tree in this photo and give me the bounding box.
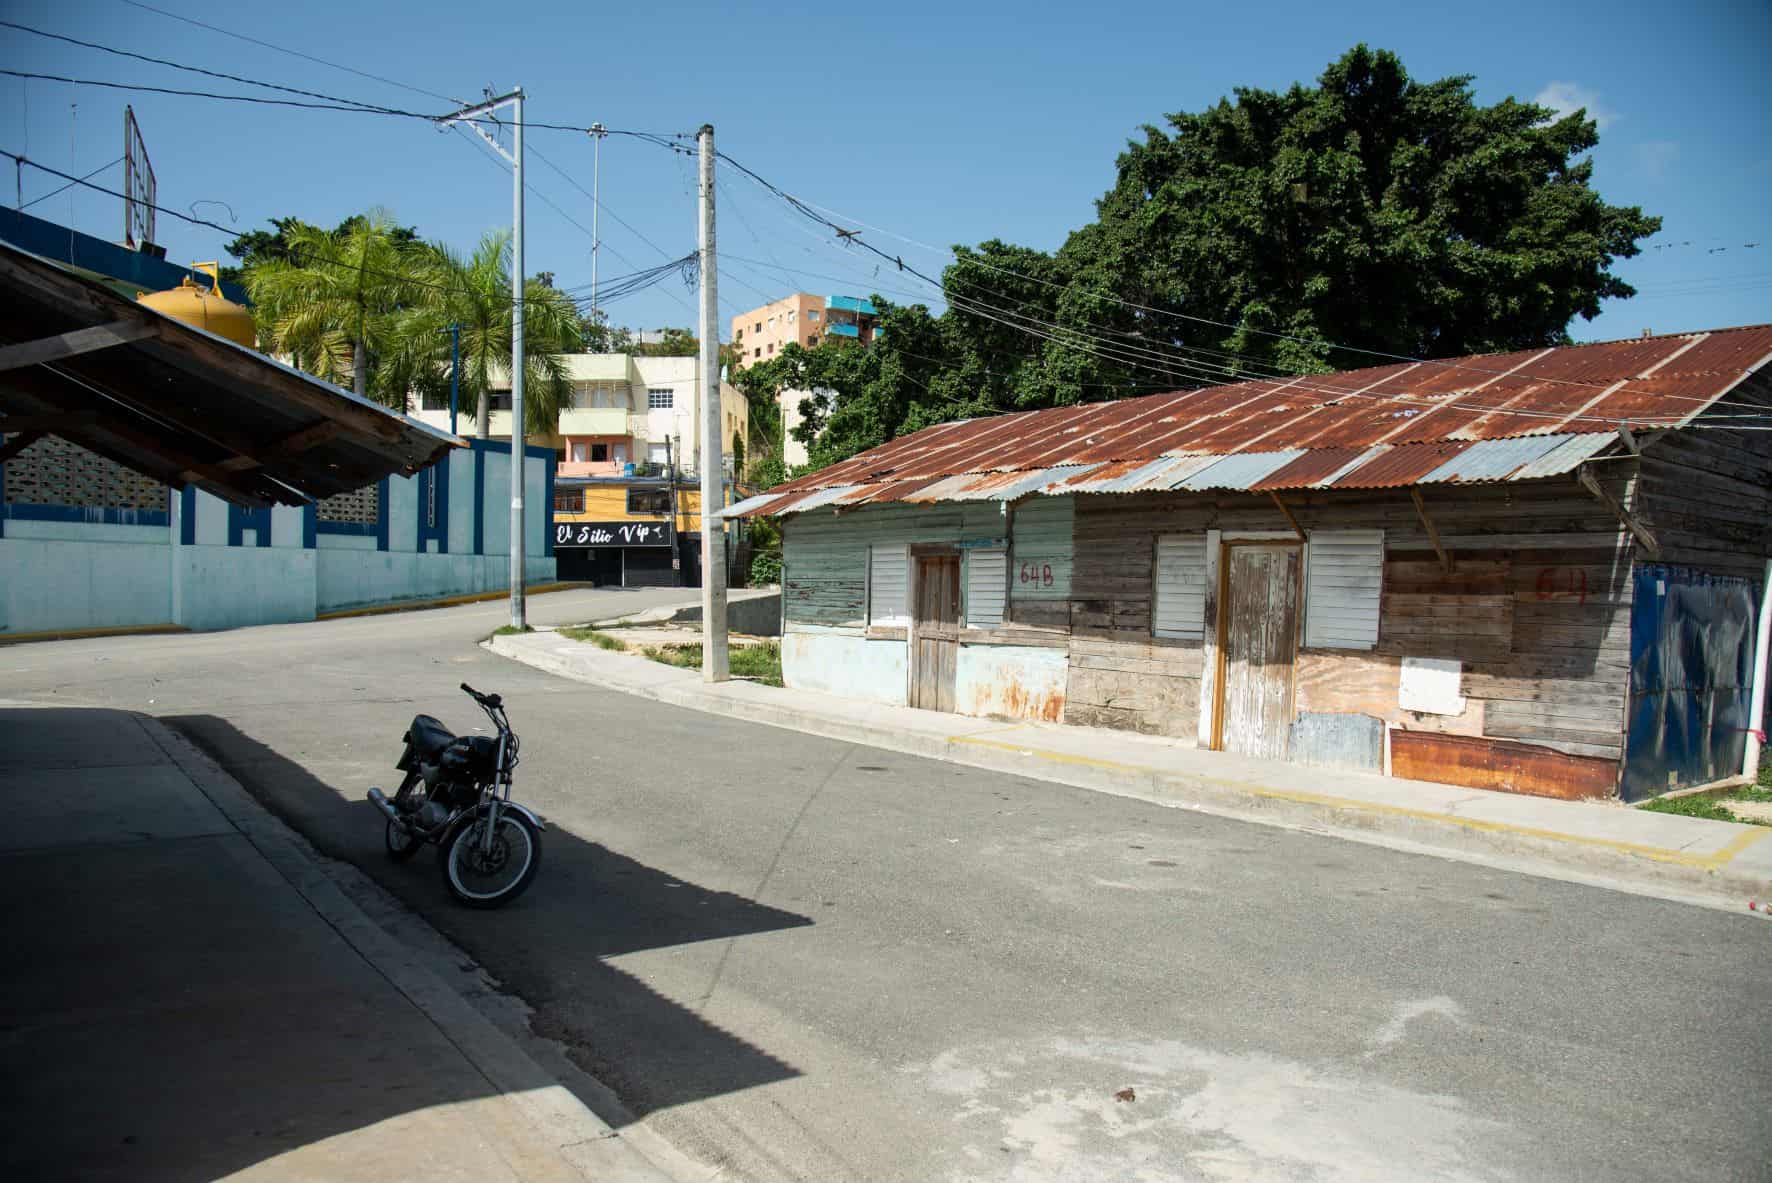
[580,309,635,354]
[391,230,585,437]
[634,327,699,356]
[221,214,420,285]
[243,209,425,405]
[783,45,1658,474]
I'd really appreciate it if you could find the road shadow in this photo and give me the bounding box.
[166,713,811,1125]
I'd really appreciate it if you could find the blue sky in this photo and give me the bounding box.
[4,0,1767,358]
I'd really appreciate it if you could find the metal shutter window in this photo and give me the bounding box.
[1305,529,1384,649]
[966,548,1007,628]
[868,544,909,627]
[1153,534,1208,640]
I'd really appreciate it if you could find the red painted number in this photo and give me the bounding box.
[1018,562,1055,588]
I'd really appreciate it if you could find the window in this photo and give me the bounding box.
[571,442,590,462]
[868,544,909,627]
[767,342,775,354]
[590,443,609,463]
[807,309,820,321]
[648,388,674,409]
[754,321,762,333]
[735,327,744,341]
[754,348,761,358]
[787,310,796,324]
[648,443,669,466]
[1153,534,1208,640]
[627,488,671,515]
[1304,530,1383,649]
[553,488,584,513]
[807,335,818,346]
[490,389,512,410]
[966,548,1007,628]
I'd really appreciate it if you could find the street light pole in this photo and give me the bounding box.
[443,87,528,630]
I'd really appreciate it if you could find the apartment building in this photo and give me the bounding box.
[413,353,749,480]
[731,292,878,468]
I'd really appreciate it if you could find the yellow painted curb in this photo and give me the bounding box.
[0,623,189,646]
[317,582,589,621]
[948,735,1772,873]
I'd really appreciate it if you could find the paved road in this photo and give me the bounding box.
[7,589,1770,1182]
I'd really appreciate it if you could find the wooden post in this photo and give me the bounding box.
[1410,487,1454,573]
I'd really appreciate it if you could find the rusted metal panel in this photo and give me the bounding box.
[1390,730,1618,799]
[1330,440,1472,487]
[955,643,1068,722]
[749,325,1772,514]
[1175,449,1307,492]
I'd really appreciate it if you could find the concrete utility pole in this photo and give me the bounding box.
[444,87,528,630]
[588,123,606,324]
[696,123,729,681]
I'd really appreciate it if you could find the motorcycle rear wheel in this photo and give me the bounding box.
[440,813,541,908]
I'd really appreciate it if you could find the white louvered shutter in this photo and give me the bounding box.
[967,548,1007,628]
[868,544,909,627]
[1305,529,1383,649]
[1153,534,1208,640]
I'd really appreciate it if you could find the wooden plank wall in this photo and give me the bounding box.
[1634,369,1772,581]
[780,503,1004,631]
[1064,476,1639,762]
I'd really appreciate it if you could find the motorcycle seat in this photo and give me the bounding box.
[407,714,457,759]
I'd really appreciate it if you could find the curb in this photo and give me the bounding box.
[488,634,1772,911]
[135,713,684,1183]
[317,581,591,621]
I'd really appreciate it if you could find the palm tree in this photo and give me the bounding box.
[391,230,583,437]
[244,209,424,408]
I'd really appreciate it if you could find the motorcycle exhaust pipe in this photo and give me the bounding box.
[367,787,404,826]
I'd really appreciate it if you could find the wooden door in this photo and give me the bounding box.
[911,555,961,712]
[1215,543,1301,759]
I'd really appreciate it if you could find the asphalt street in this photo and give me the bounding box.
[6,588,1769,1182]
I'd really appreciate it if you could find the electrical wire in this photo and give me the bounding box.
[716,149,1772,415]
[18,154,122,210]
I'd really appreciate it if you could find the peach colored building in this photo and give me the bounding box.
[731,292,826,368]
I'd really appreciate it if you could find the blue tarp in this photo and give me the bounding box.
[1622,565,1759,800]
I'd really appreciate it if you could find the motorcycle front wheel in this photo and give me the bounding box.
[440,812,541,908]
[385,817,424,862]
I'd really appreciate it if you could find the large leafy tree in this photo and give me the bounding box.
[781,45,1659,470]
[389,230,584,436]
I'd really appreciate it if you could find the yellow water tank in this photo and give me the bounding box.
[138,262,256,349]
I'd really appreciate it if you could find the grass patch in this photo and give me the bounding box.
[1638,782,1772,826]
[641,641,783,686]
[490,624,533,636]
[559,627,628,651]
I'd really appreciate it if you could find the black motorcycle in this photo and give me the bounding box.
[368,683,544,908]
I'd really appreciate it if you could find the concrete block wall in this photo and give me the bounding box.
[0,439,557,636]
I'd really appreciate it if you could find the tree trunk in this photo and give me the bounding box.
[475,389,490,439]
[353,340,367,400]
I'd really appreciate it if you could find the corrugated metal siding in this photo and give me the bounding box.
[1304,530,1384,649]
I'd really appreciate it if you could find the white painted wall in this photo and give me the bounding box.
[782,630,908,705]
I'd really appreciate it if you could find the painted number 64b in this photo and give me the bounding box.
[1019,562,1054,588]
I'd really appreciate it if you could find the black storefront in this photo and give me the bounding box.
[554,519,703,588]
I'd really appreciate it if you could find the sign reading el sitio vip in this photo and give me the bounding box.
[554,520,675,548]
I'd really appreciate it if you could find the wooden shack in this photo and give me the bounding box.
[729,326,1772,801]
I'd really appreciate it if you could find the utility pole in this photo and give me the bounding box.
[696,123,728,681]
[446,323,461,436]
[443,86,527,629]
[588,123,606,326]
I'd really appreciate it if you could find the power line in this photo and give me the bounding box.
[19,154,122,210]
[716,149,1772,415]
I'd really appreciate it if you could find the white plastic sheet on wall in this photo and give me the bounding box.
[1399,656,1467,715]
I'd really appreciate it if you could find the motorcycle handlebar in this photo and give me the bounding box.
[460,683,503,710]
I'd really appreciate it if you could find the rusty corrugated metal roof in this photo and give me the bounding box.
[728,324,1772,516]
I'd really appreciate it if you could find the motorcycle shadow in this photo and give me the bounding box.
[166,712,811,1127]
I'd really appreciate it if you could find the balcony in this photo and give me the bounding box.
[557,407,630,436]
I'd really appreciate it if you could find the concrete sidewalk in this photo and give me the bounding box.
[489,630,1772,909]
[0,705,679,1183]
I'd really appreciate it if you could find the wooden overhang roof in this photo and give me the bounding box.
[0,242,462,508]
[725,324,1772,519]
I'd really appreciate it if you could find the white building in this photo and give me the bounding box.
[413,354,749,480]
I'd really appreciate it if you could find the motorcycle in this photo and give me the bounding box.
[367,683,544,908]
